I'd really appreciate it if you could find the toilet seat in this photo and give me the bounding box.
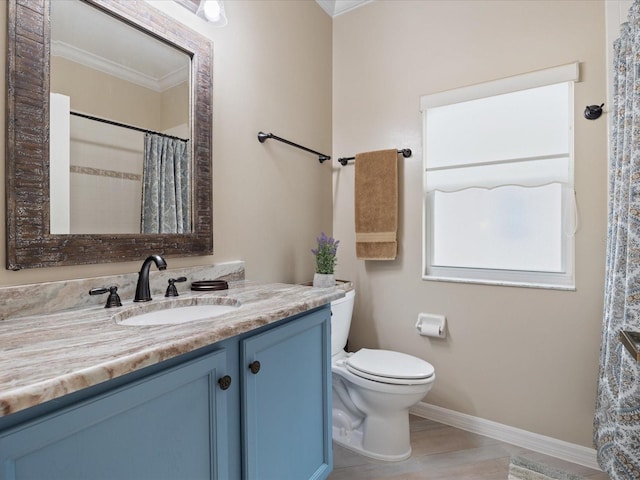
[345,348,435,385]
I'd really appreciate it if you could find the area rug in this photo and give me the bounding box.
[508,456,586,480]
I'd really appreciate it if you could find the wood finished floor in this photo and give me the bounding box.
[328,415,610,480]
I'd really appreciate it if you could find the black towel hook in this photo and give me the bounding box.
[584,103,604,120]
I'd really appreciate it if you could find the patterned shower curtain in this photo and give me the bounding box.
[141,133,191,234]
[594,2,640,477]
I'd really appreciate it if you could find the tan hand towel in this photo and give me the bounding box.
[355,149,398,260]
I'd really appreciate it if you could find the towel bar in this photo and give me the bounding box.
[257,131,331,163]
[338,148,412,166]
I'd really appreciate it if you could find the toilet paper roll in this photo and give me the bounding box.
[417,322,443,338]
[415,313,446,338]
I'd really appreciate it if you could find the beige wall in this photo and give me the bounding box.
[161,82,190,131]
[51,57,163,130]
[332,0,607,448]
[0,0,332,286]
[52,56,189,131]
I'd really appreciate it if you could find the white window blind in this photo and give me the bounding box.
[425,82,571,192]
[421,63,578,289]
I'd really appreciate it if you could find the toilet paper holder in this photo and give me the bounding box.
[415,313,446,338]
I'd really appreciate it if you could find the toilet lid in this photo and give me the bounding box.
[345,349,434,384]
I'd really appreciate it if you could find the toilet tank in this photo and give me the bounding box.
[331,289,355,356]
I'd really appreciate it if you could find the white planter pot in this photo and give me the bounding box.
[313,273,335,288]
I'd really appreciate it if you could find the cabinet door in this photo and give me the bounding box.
[242,307,332,480]
[0,349,230,480]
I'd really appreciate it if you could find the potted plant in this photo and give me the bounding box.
[311,232,339,288]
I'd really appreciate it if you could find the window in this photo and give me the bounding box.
[421,63,578,289]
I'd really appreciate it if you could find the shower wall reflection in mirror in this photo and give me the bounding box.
[50,0,192,234]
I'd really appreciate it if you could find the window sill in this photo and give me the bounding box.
[422,274,576,291]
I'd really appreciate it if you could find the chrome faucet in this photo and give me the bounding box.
[134,255,167,302]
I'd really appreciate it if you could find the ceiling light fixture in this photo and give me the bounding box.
[198,0,227,26]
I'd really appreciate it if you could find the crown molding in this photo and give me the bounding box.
[51,40,188,93]
[315,0,373,18]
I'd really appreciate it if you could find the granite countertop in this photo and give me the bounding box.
[0,281,345,418]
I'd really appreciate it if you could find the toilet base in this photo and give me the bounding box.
[332,425,412,462]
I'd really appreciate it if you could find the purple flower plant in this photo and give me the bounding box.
[312,232,340,274]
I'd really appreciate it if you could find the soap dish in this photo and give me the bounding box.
[191,280,229,291]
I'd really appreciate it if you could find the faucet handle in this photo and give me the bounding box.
[89,286,123,308]
[165,277,187,297]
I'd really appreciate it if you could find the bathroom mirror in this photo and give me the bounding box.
[50,0,192,235]
[6,0,213,269]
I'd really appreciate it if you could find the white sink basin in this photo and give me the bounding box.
[116,299,240,326]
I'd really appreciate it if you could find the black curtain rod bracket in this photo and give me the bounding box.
[338,148,412,166]
[257,131,331,163]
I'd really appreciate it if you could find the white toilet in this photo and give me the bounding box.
[331,289,435,461]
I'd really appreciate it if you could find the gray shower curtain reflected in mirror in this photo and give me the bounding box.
[141,133,191,234]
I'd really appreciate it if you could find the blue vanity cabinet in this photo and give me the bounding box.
[0,348,230,480]
[242,306,332,480]
[0,305,332,480]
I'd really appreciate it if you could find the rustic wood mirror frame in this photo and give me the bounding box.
[6,0,213,270]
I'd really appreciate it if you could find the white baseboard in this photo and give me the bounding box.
[410,402,601,471]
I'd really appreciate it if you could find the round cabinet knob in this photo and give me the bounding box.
[248,360,261,375]
[218,375,232,390]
